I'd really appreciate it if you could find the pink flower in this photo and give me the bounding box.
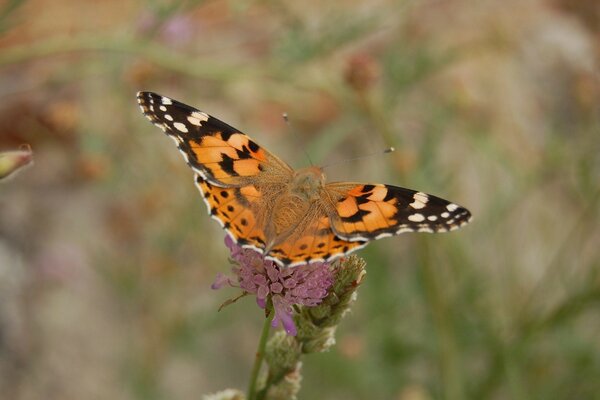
[212,236,334,336]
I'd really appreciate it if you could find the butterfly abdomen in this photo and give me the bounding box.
[271,195,310,237]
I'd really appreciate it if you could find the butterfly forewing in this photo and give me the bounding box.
[137,91,292,187]
[326,183,471,241]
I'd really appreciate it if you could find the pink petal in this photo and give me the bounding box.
[211,273,232,290]
[272,295,297,336]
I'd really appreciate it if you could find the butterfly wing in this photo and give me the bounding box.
[137,91,293,187]
[325,183,472,241]
[265,213,368,267]
[138,92,294,252]
[194,173,268,250]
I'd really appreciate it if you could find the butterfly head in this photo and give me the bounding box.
[291,166,325,202]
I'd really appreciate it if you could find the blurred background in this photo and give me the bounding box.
[0,0,599,399]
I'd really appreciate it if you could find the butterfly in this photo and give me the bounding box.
[137,92,472,267]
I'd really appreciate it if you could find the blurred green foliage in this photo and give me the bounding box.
[0,1,599,399]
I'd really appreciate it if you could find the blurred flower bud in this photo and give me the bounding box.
[202,389,245,400]
[0,146,33,180]
[345,53,381,92]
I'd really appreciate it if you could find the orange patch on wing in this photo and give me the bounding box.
[359,200,396,218]
[253,148,267,161]
[228,207,261,239]
[240,185,261,199]
[196,175,266,248]
[192,142,238,163]
[208,165,231,180]
[337,196,359,217]
[266,213,367,265]
[269,231,365,265]
[342,222,358,232]
[348,186,367,196]
[227,133,249,149]
[200,135,229,148]
[363,209,394,230]
[233,159,261,176]
[336,200,397,235]
[368,186,388,201]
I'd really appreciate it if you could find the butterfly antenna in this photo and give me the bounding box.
[321,147,395,170]
[283,112,314,166]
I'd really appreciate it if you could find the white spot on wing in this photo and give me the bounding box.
[346,235,369,242]
[408,213,425,222]
[159,105,167,112]
[188,111,209,126]
[375,232,393,239]
[164,114,173,121]
[173,122,188,133]
[161,97,172,105]
[441,212,450,218]
[266,255,285,267]
[447,203,459,212]
[409,192,429,209]
[427,215,438,221]
[241,243,265,254]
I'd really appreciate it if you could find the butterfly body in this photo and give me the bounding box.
[137,92,472,267]
[290,166,326,202]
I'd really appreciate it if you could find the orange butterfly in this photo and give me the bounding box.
[137,92,472,267]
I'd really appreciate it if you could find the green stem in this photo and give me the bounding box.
[418,238,465,400]
[247,299,274,400]
[0,35,254,81]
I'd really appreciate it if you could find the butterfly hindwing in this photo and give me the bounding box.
[137,92,292,187]
[266,215,367,267]
[326,183,472,241]
[195,174,267,250]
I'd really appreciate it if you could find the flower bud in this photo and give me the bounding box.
[344,53,381,92]
[202,389,245,400]
[0,147,33,180]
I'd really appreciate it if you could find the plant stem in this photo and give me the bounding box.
[0,35,251,81]
[418,238,465,400]
[247,299,274,400]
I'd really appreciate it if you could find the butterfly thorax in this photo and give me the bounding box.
[266,167,325,240]
[289,166,325,202]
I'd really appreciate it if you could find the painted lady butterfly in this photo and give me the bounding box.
[137,92,472,267]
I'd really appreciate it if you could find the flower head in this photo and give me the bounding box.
[212,236,334,336]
